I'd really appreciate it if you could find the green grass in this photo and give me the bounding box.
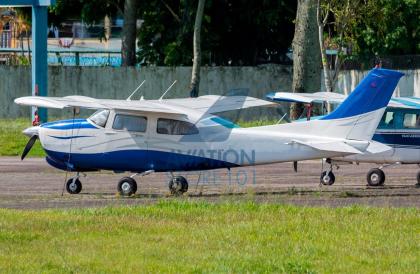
[237,119,282,128]
[0,119,45,157]
[0,201,418,273]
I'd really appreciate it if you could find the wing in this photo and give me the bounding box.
[267,92,420,109]
[266,91,346,104]
[14,96,185,115]
[164,95,275,113]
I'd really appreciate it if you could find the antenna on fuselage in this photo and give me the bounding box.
[159,80,177,101]
[126,80,146,101]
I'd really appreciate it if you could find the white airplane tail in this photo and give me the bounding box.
[281,68,404,142]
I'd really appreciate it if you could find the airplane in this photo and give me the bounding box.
[266,89,420,186]
[14,68,403,196]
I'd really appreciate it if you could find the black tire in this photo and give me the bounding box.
[416,171,420,185]
[66,178,82,194]
[118,177,137,196]
[169,176,188,195]
[320,171,335,185]
[367,168,385,186]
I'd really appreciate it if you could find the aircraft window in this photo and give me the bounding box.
[378,111,395,129]
[89,109,109,128]
[403,113,420,129]
[157,118,199,135]
[113,114,147,132]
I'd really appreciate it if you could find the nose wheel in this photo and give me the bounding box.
[66,177,82,194]
[366,168,385,186]
[169,176,188,195]
[320,170,335,185]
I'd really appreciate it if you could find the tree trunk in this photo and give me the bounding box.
[190,0,206,98]
[104,15,112,42]
[121,0,138,66]
[291,0,321,120]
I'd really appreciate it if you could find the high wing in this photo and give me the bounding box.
[15,95,275,115]
[266,91,419,109]
[163,95,275,113]
[266,91,346,104]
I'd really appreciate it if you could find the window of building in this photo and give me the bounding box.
[157,118,198,135]
[112,114,147,132]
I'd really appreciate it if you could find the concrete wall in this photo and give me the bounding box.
[0,65,418,118]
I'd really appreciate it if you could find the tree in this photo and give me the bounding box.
[317,0,359,94]
[51,0,139,66]
[121,0,138,66]
[137,0,296,66]
[352,0,419,56]
[291,0,321,120]
[189,0,205,97]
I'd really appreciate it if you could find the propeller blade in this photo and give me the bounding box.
[293,161,298,172]
[21,135,38,160]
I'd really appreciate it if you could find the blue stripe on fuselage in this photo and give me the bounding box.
[44,149,239,172]
[373,132,420,147]
[41,119,97,130]
[48,135,93,140]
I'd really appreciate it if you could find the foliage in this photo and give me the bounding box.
[0,119,44,157]
[352,0,420,56]
[138,0,296,66]
[0,201,418,272]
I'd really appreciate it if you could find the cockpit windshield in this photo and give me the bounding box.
[88,109,110,127]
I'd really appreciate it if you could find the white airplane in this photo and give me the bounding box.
[15,68,403,196]
[266,87,420,186]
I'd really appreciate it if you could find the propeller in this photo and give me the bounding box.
[21,135,38,160]
[293,161,298,172]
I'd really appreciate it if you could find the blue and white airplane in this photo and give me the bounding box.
[15,68,403,196]
[267,82,420,186]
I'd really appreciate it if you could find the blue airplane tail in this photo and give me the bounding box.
[322,68,404,120]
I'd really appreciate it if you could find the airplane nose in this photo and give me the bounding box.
[22,126,40,137]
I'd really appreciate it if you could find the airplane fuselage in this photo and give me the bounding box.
[37,110,367,173]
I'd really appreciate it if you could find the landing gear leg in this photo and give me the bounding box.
[66,172,83,194]
[320,159,336,186]
[168,173,188,195]
[117,170,154,197]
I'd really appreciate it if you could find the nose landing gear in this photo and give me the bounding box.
[66,176,82,194]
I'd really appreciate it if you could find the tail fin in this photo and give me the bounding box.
[322,68,404,140]
[281,68,404,141]
[322,68,404,121]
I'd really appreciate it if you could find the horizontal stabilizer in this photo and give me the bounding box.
[290,140,363,154]
[365,141,392,154]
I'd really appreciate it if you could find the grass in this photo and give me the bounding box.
[0,119,45,157]
[0,200,418,273]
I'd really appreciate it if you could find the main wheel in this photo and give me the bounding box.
[66,178,82,194]
[169,176,188,195]
[416,170,420,185]
[367,168,385,186]
[118,177,137,196]
[320,171,335,185]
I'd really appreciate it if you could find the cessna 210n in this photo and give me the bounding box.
[15,68,403,196]
[266,83,420,186]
